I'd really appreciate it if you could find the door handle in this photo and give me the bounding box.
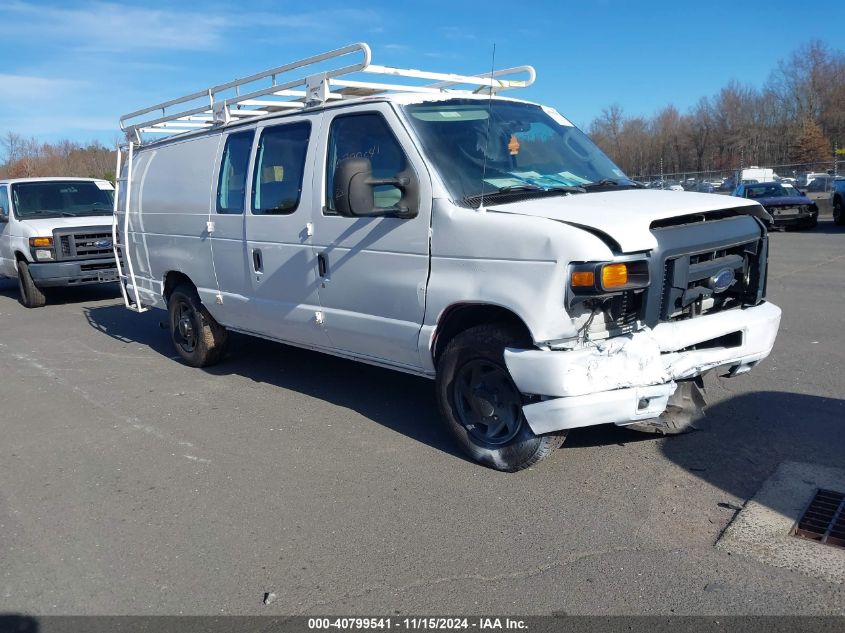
[252,248,263,273]
[317,253,327,277]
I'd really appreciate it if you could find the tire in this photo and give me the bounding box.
[435,324,566,472]
[834,196,844,226]
[16,260,47,308]
[167,283,227,367]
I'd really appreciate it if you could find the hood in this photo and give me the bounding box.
[486,190,766,252]
[18,216,113,235]
[753,196,812,207]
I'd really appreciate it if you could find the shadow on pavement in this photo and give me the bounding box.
[0,614,38,633]
[83,304,845,483]
[569,388,844,504]
[84,303,466,461]
[659,390,845,501]
[0,278,121,306]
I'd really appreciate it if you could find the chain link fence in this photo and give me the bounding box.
[633,159,841,193]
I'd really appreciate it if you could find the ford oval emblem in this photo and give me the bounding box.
[94,239,112,249]
[710,268,735,293]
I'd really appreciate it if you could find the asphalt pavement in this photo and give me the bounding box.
[1,219,844,616]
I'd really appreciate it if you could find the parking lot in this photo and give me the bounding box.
[1,218,844,616]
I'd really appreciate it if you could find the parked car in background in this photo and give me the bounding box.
[832,178,845,226]
[806,175,833,193]
[0,178,118,307]
[732,181,818,229]
[796,172,829,191]
[694,182,716,193]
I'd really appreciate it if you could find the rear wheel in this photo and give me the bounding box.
[167,283,227,367]
[834,196,844,226]
[16,260,47,308]
[435,324,565,472]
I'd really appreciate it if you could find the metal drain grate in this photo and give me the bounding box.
[792,488,845,548]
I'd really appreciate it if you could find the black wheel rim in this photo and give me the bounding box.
[453,359,524,445]
[172,300,198,353]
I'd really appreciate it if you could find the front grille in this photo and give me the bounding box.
[54,229,114,261]
[660,241,760,321]
[643,215,767,327]
[80,262,117,271]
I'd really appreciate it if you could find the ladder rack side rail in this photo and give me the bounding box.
[121,143,146,312]
[111,146,131,309]
[120,43,371,134]
[425,65,537,91]
[209,42,370,98]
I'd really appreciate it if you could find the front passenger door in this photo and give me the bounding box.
[309,105,433,370]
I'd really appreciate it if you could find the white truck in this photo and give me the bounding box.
[114,43,781,471]
[0,177,118,307]
[739,167,776,184]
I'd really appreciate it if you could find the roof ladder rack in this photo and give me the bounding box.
[120,42,536,145]
[111,141,147,313]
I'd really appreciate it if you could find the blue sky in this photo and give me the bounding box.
[1,0,842,148]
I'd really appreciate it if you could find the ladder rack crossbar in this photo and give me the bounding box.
[121,42,536,145]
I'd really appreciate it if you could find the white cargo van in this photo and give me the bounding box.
[0,177,118,307]
[114,44,781,471]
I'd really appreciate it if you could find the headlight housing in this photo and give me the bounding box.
[29,237,55,261]
[570,260,650,295]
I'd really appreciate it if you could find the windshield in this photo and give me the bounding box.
[402,99,633,204]
[744,184,791,199]
[11,181,114,219]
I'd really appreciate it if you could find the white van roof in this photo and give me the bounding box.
[120,42,536,147]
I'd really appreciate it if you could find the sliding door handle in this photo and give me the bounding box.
[252,248,263,273]
[317,253,327,277]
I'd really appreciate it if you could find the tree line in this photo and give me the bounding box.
[0,131,115,181]
[588,40,844,179]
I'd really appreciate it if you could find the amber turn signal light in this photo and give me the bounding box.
[570,270,595,287]
[601,263,628,289]
[29,237,53,247]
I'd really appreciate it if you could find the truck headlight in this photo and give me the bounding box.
[29,237,55,261]
[570,260,650,294]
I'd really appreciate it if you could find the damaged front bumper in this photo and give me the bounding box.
[504,301,781,435]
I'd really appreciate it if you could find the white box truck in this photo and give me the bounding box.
[113,43,781,471]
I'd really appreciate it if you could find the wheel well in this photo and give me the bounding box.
[163,271,193,302]
[432,303,533,364]
[14,251,27,262]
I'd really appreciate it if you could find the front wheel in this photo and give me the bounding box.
[435,324,565,472]
[167,283,228,367]
[17,260,47,308]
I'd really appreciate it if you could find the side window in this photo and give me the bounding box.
[251,121,311,215]
[0,186,9,216]
[216,130,255,214]
[325,113,409,215]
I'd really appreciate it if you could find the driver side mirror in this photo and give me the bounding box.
[332,157,418,219]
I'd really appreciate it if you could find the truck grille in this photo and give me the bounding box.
[642,215,768,327]
[660,240,761,321]
[54,229,114,261]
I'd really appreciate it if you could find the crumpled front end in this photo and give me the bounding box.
[504,301,781,434]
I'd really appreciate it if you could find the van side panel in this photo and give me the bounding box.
[125,135,222,309]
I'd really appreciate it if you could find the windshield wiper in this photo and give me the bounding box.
[582,178,644,190]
